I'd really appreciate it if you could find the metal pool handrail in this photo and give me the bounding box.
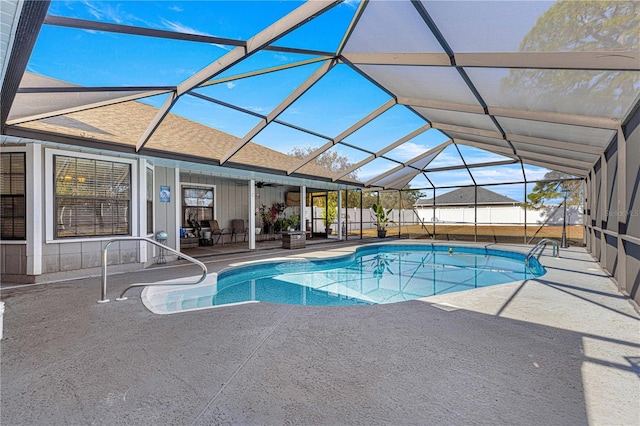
[526,238,559,266]
[99,236,208,303]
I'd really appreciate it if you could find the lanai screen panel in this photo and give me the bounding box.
[358,65,480,106]
[510,141,599,165]
[470,164,525,185]
[422,1,553,53]
[342,105,428,154]
[497,117,616,148]
[250,122,328,159]
[440,132,515,160]
[426,170,474,188]
[8,73,159,124]
[192,60,330,119]
[412,107,498,132]
[456,145,515,166]
[384,130,451,162]
[342,0,444,53]
[275,64,392,139]
[425,145,463,170]
[465,68,640,119]
[424,1,636,54]
[28,25,229,87]
[297,143,373,178]
[353,157,400,184]
[4,0,639,190]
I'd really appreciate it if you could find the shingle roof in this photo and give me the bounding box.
[415,186,518,206]
[12,74,350,182]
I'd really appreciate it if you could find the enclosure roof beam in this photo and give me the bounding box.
[364,140,451,187]
[424,159,517,173]
[332,123,431,181]
[220,59,335,165]
[521,158,588,177]
[287,98,397,175]
[135,0,341,151]
[506,134,605,155]
[343,51,640,71]
[452,139,517,157]
[400,96,620,130]
[6,90,171,125]
[515,148,594,169]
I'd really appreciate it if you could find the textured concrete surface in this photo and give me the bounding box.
[1,241,638,425]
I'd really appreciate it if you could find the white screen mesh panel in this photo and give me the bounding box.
[343,0,444,53]
[466,68,640,119]
[358,65,480,105]
[512,142,599,164]
[426,169,474,187]
[413,106,498,132]
[498,116,616,147]
[470,164,525,185]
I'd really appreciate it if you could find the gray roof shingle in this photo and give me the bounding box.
[415,186,518,206]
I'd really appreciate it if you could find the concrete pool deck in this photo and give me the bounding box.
[1,241,639,425]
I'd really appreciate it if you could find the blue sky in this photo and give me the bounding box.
[28,0,562,199]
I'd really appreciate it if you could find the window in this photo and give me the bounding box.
[182,186,214,227]
[146,167,153,234]
[54,155,131,238]
[0,152,26,240]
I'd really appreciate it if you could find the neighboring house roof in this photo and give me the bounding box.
[415,187,518,206]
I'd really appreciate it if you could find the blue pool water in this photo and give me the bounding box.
[143,244,545,314]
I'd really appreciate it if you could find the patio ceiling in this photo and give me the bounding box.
[1,0,638,190]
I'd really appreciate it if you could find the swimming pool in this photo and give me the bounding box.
[142,244,545,314]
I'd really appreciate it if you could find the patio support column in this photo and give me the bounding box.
[616,128,627,292]
[300,185,306,235]
[590,166,597,252]
[360,190,363,240]
[432,188,436,240]
[600,153,607,263]
[474,185,477,242]
[249,179,256,250]
[26,144,42,275]
[337,189,343,240]
[398,190,402,238]
[524,182,528,244]
[583,177,589,248]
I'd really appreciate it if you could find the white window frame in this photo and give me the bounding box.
[145,163,155,236]
[0,148,27,242]
[180,183,217,228]
[45,148,138,243]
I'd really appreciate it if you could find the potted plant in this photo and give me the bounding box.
[288,213,300,231]
[322,200,337,235]
[259,202,286,234]
[372,203,395,238]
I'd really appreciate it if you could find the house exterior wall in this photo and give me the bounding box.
[1,143,149,283]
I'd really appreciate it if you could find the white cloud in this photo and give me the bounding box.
[213,44,234,51]
[168,5,183,12]
[158,19,234,52]
[160,18,210,36]
[226,82,236,89]
[272,53,291,62]
[82,1,123,24]
[523,166,550,182]
[343,0,359,9]
[391,142,431,160]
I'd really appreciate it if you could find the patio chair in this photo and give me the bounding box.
[206,220,231,245]
[231,219,248,243]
